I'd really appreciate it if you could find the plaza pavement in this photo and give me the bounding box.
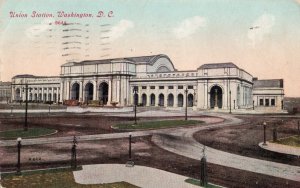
[259,141,300,157]
[73,164,201,188]
[0,110,300,182]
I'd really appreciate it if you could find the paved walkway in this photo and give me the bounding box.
[73,164,201,188]
[259,141,300,157]
[1,110,300,182]
[151,114,300,182]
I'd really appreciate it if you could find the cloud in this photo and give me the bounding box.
[173,16,206,39]
[108,19,134,41]
[25,18,54,39]
[248,14,275,47]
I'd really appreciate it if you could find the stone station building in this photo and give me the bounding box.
[10,54,284,111]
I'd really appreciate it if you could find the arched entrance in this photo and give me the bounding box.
[71,83,80,100]
[150,94,155,106]
[210,85,222,109]
[99,82,109,105]
[15,88,21,101]
[178,94,183,107]
[142,94,147,106]
[167,94,174,107]
[38,93,42,102]
[188,94,194,107]
[53,93,57,103]
[158,94,164,106]
[84,83,94,102]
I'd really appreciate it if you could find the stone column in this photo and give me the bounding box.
[79,81,83,102]
[66,81,70,100]
[51,87,54,101]
[59,82,63,103]
[93,81,97,100]
[41,87,44,101]
[108,79,112,105]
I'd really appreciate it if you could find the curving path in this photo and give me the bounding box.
[1,110,300,182]
[151,113,300,182]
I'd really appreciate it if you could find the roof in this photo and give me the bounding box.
[198,62,238,69]
[253,79,283,88]
[61,54,171,66]
[12,74,35,79]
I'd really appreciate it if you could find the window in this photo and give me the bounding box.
[265,99,269,106]
[259,99,264,106]
[178,85,183,89]
[133,86,138,92]
[188,85,193,89]
[150,86,155,89]
[142,86,147,89]
[159,86,164,89]
[168,86,174,89]
[271,99,275,106]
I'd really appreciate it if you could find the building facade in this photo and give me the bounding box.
[11,54,284,110]
[0,81,11,103]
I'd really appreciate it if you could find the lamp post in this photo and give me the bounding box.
[24,84,28,131]
[126,132,134,167]
[263,122,267,146]
[133,88,138,125]
[10,105,13,116]
[200,146,208,186]
[229,90,232,114]
[48,104,51,115]
[71,136,78,169]
[129,132,132,160]
[185,88,188,121]
[16,137,22,175]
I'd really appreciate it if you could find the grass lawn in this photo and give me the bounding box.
[0,128,57,139]
[114,120,204,130]
[274,135,300,147]
[185,178,221,188]
[0,168,137,188]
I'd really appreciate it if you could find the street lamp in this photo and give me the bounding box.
[23,84,29,131]
[263,122,267,146]
[10,105,14,116]
[16,137,22,175]
[129,132,132,160]
[185,88,188,121]
[71,136,78,169]
[133,88,138,125]
[126,132,134,167]
[48,104,51,115]
[229,90,232,114]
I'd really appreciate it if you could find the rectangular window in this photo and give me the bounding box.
[265,99,269,106]
[168,86,174,89]
[178,85,183,89]
[159,86,164,89]
[188,85,193,89]
[150,86,155,89]
[142,86,147,89]
[271,99,275,106]
[259,99,264,106]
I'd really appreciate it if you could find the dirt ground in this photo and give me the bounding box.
[1,136,299,188]
[194,115,300,166]
[1,114,300,187]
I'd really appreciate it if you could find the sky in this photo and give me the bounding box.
[0,0,299,97]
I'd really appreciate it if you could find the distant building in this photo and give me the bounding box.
[0,81,11,103]
[11,54,284,111]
